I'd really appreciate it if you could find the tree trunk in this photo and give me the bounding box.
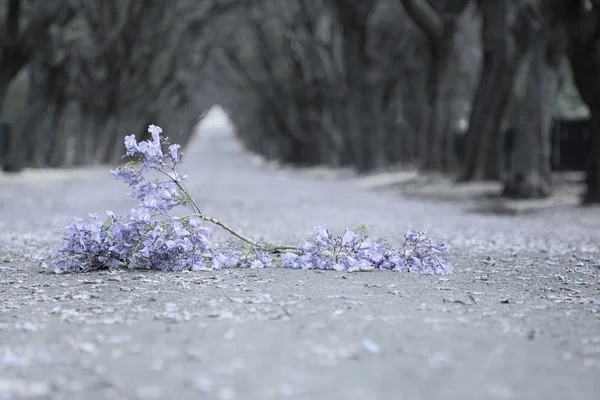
[564,1,600,204]
[333,0,377,172]
[421,43,453,171]
[2,65,49,172]
[398,67,429,163]
[459,0,533,182]
[482,129,502,180]
[502,21,565,198]
[583,110,600,204]
[502,59,552,197]
[47,99,69,168]
[400,0,471,173]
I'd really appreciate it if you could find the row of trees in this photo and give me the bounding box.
[215,0,599,203]
[0,0,235,168]
[0,0,598,204]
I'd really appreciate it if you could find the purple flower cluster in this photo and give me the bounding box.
[113,125,189,213]
[280,226,452,274]
[50,211,213,273]
[49,125,213,273]
[48,125,453,275]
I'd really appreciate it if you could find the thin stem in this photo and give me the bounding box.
[188,212,301,254]
[157,164,302,254]
[271,245,303,254]
[159,167,203,216]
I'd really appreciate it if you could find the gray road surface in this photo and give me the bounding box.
[1,125,599,400]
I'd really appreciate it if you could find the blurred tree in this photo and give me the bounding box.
[0,0,75,171]
[502,0,567,198]
[327,0,379,171]
[563,0,600,204]
[0,0,74,113]
[458,0,537,182]
[399,0,473,172]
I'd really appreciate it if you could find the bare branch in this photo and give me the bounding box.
[399,0,444,45]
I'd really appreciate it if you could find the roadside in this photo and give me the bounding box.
[354,170,587,216]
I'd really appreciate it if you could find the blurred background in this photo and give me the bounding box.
[0,0,598,204]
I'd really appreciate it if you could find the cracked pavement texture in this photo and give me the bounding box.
[1,121,599,400]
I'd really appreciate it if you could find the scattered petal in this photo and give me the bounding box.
[361,338,381,354]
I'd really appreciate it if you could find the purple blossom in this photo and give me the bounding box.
[280,226,452,274]
[49,211,125,273]
[168,144,182,164]
[111,165,143,186]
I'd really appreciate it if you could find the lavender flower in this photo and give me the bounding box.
[399,230,453,274]
[48,125,454,275]
[280,226,452,274]
[49,211,125,273]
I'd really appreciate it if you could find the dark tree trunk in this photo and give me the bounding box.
[502,19,565,198]
[401,0,471,173]
[47,98,69,168]
[459,0,533,182]
[0,0,74,120]
[583,110,600,204]
[2,45,67,171]
[398,67,429,163]
[422,42,453,171]
[563,0,600,204]
[0,0,26,114]
[2,97,41,172]
[332,0,378,172]
[482,130,502,180]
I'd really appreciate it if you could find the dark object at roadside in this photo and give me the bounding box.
[501,118,591,173]
[0,122,23,173]
[0,122,11,170]
[453,132,466,169]
[550,118,591,172]
[454,117,591,173]
[452,129,513,176]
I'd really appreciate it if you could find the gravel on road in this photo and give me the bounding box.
[0,124,599,400]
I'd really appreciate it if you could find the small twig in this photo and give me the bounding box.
[191,212,301,254]
[196,213,256,244]
[160,162,302,255]
[270,245,303,254]
[158,167,204,216]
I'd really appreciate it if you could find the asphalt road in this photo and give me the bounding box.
[1,121,599,400]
